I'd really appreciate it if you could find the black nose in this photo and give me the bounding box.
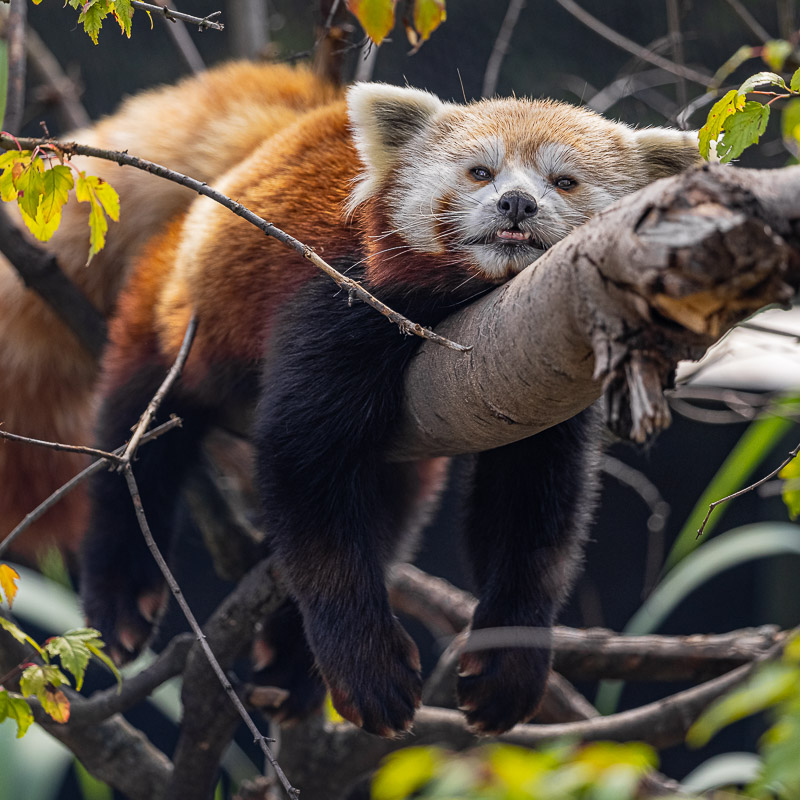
[497,192,538,224]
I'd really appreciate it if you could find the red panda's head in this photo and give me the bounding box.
[346,84,701,283]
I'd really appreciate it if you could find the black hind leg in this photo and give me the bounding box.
[80,362,210,662]
[458,408,601,734]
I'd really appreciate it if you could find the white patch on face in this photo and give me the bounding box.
[382,135,624,281]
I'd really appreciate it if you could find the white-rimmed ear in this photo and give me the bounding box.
[346,83,444,210]
[633,128,702,180]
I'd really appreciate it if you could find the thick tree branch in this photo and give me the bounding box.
[393,164,800,458]
[0,209,107,358]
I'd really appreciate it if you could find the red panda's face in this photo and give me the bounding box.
[347,86,701,284]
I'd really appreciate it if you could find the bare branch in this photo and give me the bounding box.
[481,0,525,98]
[0,427,123,464]
[130,0,224,31]
[697,441,800,539]
[0,134,468,353]
[0,418,181,558]
[0,209,107,358]
[665,0,687,109]
[554,0,714,87]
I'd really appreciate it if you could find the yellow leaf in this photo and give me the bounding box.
[346,0,396,46]
[20,203,62,242]
[39,165,74,223]
[92,178,120,221]
[76,172,119,261]
[373,747,441,800]
[413,0,445,43]
[0,563,20,608]
[41,687,70,724]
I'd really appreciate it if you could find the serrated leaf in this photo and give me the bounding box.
[19,663,69,701]
[0,149,31,170]
[699,89,744,160]
[39,165,74,223]
[738,70,787,95]
[45,631,94,692]
[91,177,119,221]
[112,0,133,36]
[76,172,118,261]
[413,0,445,43]
[79,0,109,45]
[792,68,800,93]
[14,159,45,220]
[0,563,20,608]
[20,205,61,242]
[716,100,770,162]
[0,689,34,737]
[762,39,793,72]
[346,0,396,46]
[41,687,70,723]
[0,616,44,657]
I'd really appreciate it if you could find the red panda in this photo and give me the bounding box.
[79,77,701,735]
[0,63,340,562]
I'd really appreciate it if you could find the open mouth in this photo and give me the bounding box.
[470,228,549,251]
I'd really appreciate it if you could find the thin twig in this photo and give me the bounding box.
[130,0,224,31]
[122,315,197,463]
[722,0,771,42]
[0,427,123,464]
[481,0,525,98]
[0,134,469,353]
[697,441,800,539]
[122,466,298,800]
[0,419,181,558]
[554,0,714,87]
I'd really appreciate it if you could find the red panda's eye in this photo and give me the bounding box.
[555,176,578,190]
[469,166,493,182]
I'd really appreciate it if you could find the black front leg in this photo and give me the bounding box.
[458,407,602,734]
[255,276,445,736]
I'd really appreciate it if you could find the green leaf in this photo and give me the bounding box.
[0,689,34,738]
[738,71,787,94]
[112,0,133,36]
[782,98,800,155]
[699,89,744,160]
[762,40,793,72]
[780,455,800,520]
[346,0,396,46]
[14,158,45,220]
[44,630,96,692]
[413,0,446,43]
[79,0,109,45]
[716,100,770,162]
[19,663,68,699]
[792,68,800,93]
[39,165,74,223]
[373,746,441,800]
[688,663,800,748]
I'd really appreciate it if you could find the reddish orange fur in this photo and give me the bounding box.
[0,63,340,561]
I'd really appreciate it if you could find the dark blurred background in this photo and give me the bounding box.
[12,0,800,794]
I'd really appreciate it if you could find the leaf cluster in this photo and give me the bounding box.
[700,63,800,163]
[0,148,119,261]
[345,0,446,50]
[688,634,800,799]
[33,0,133,44]
[372,742,657,800]
[0,575,120,739]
